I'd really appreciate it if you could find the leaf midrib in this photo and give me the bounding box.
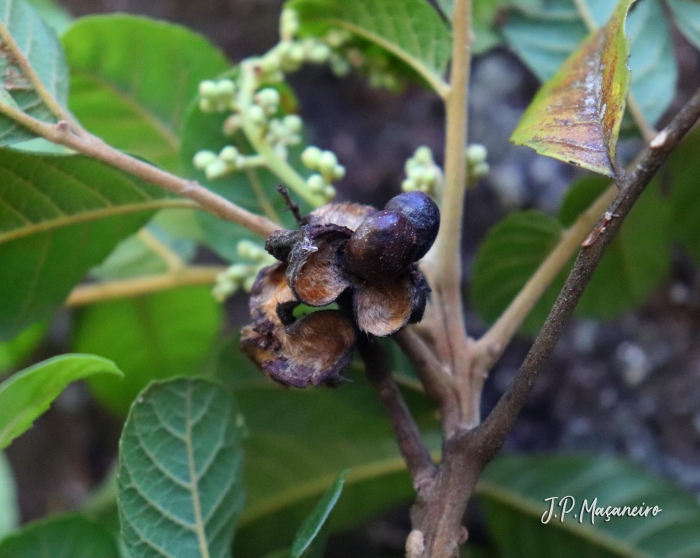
[0,198,194,244]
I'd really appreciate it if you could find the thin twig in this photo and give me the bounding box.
[358,337,437,492]
[137,229,186,272]
[65,266,226,307]
[471,88,700,466]
[276,185,304,226]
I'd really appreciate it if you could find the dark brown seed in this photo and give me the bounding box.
[384,191,440,260]
[344,210,418,281]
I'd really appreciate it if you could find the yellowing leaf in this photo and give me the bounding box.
[510,0,636,177]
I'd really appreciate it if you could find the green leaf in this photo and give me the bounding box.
[287,0,452,95]
[670,132,700,264]
[0,322,45,372]
[668,0,700,51]
[180,98,295,262]
[0,149,182,340]
[510,0,635,177]
[472,177,671,331]
[0,453,18,538]
[0,513,120,557]
[118,378,245,558]
[503,0,676,130]
[62,15,230,173]
[0,0,69,145]
[561,176,671,319]
[290,470,346,558]
[72,286,221,416]
[0,354,123,450]
[25,0,72,33]
[471,210,566,335]
[478,455,700,557]
[213,339,440,557]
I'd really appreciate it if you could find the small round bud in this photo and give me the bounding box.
[283,114,303,133]
[420,167,438,185]
[301,146,323,168]
[414,146,433,165]
[238,240,264,260]
[247,104,267,125]
[243,275,257,293]
[309,43,331,63]
[407,164,424,181]
[219,146,240,165]
[307,173,326,193]
[333,164,346,180]
[471,161,490,178]
[216,79,236,97]
[199,98,214,113]
[255,88,281,112]
[261,51,281,73]
[318,151,339,175]
[402,178,417,192]
[227,264,249,281]
[345,210,418,281]
[205,159,228,180]
[213,280,237,303]
[324,29,350,48]
[323,185,336,199]
[193,150,217,170]
[199,80,217,97]
[223,114,242,135]
[330,55,351,77]
[276,40,293,58]
[466,143,488,165]
[289,43,305,63]
[384,191,440,260]
[280,8,300,40]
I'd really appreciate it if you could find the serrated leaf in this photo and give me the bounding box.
[478,455,700,558]
[668,0,700,51]
[504,0,675,133]
[0,150,185,340]
[287,0,451,95]
[72,286,221,416]
[180,99,296,262]
[510,0,635,177]
[0,452,18,538]
[291,470,346,558]
[472,210,566,335]
[213,339,441,557]
[62,15,230,173]
[0,354,123,449]
[118,378,245,558]
[0,0,69,145]
[0,513,120,558]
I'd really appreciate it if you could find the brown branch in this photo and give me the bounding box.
[358,337,437,492]
[470,87,700,467]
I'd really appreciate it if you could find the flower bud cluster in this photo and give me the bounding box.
[213,240,276,302]
[198,79,237,113]
[301,146,346,201]
[466,144,490,179]
[402,146,443,194]
[193,146,263,180]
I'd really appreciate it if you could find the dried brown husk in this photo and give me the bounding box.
[305,201,377,231]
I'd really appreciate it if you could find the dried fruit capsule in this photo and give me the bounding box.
[345,210,418,281]
[384,191,440,260]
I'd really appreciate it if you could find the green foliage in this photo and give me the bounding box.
[0,513,120,558]
[0,150,180,340]
[669,131,700,264]
[72,286,221,416]
[0,323,45,372]
[503,0,676,128]
[0,0,68,145]
[62,15,230,173]
[471,211,566,335]
[0,453,18,538]
[118,378,245,558]
[288,0,452,94]
[0,354,122,450]
[213,340,440,556]
[472,176,671,331]
[290,470,346,558]
[478,455,700,557]
[510,0,635,177]
[180,98,296,262]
